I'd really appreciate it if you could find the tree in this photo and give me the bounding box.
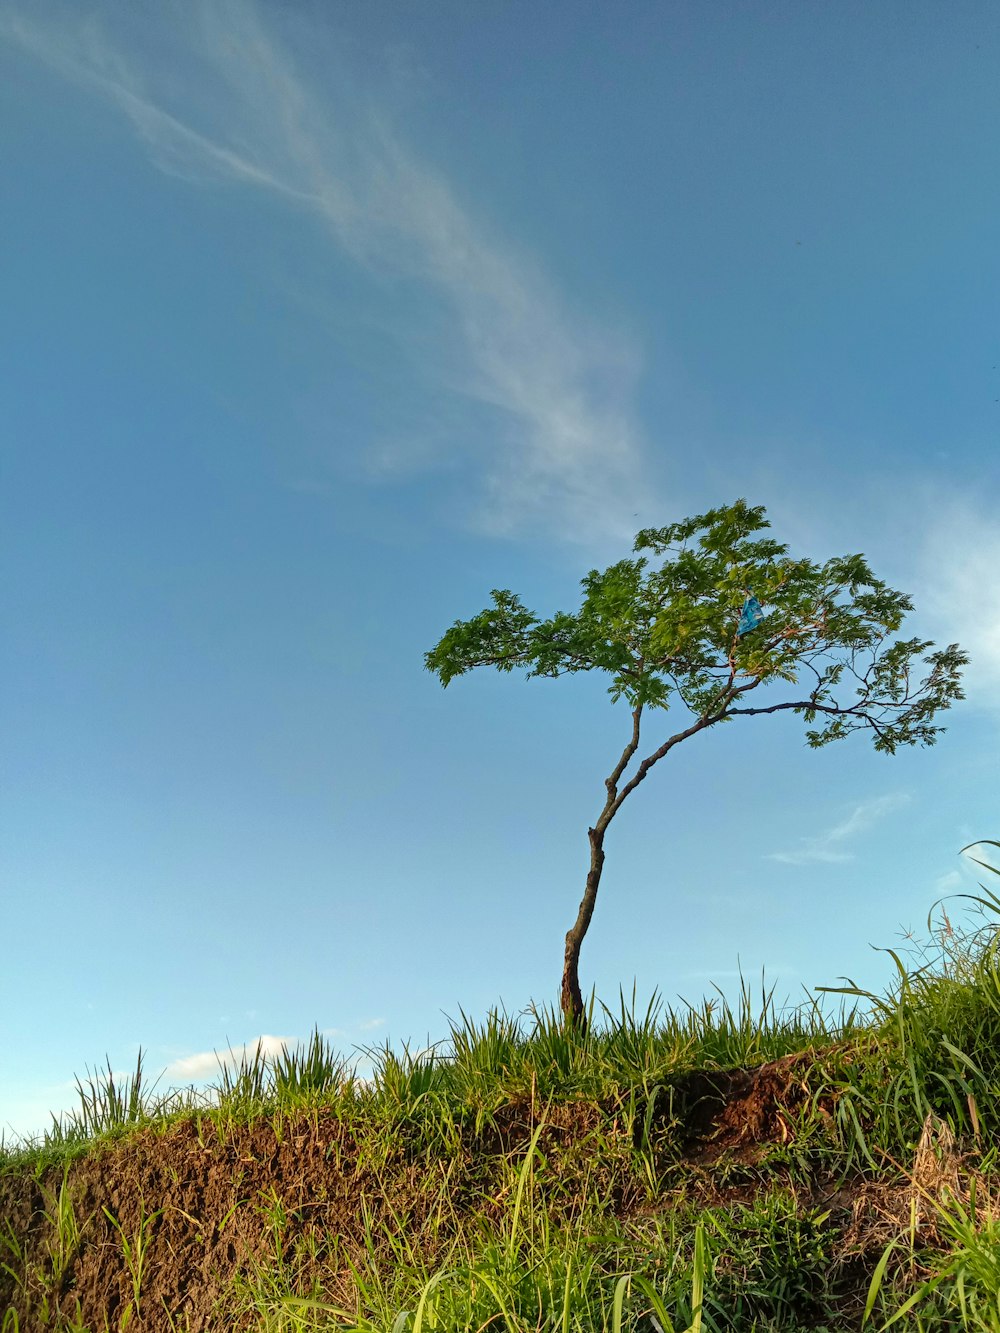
[425,500,968,1026]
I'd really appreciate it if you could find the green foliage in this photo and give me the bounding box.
[214,1028,351,1117]
[426,499,966,753]
[700,1194,838,1326]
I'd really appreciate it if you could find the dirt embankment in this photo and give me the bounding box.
[0,1056,845,1332]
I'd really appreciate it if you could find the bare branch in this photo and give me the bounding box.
[725,698,850,720]
[605,703,644,799]
[603,710,720,827]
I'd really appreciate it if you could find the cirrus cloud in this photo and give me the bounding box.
[2,1,652,544]
[768,793,912,866]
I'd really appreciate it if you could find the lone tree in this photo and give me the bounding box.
[426,501,967,1026]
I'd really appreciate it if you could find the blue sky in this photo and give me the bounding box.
[2,1,999,1139]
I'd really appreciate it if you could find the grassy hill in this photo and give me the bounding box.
[4,850,1000,1333]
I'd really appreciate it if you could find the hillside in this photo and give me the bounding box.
[4,861,1000,1332]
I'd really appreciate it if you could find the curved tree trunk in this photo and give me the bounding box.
[557,705,725,1025]
[561,827,606,1026]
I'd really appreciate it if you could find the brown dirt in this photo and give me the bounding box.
[672,1052,822,1163]
[0,1059,851,1333]
[1,1112,433,1332]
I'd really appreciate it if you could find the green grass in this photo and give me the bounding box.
[3,843,1000,1332]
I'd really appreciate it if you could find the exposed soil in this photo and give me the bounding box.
[3,1112,437,1331]
[673,1052,822,1162]
[0,1057,862,1332]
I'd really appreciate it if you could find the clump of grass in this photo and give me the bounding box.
[816,841,1000,1171]
[213,1029,353,1121]
[1,1051,206,1174]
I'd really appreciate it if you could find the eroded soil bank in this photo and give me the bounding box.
[0,1057,916,1331]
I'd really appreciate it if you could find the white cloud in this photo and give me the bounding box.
[917,500,1000,706]
[933,869,963,894]
[357,1016,386,1032]
[768,793,911,866]
[962,841,1000,877]
[2,2,651,542]
[164,1033,293,1083]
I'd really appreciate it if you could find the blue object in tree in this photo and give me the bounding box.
[737,594,764,637]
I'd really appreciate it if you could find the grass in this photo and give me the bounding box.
[3,843,1000,1331]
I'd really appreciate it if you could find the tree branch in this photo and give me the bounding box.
[725,698,840,719]
[602,711,721,827]
[605,703,644,799]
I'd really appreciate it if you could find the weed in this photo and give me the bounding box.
[102,1197,162,1321]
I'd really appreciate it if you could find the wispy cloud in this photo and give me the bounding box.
[164,1034,293,1083]
[2,2,650,542]
[768,793,911,866]
[918,499,1000,707]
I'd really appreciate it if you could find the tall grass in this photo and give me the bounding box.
[817,843,1000,1167]
[232,1121,719,1333]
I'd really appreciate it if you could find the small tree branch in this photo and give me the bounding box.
[604,709,720,825]
[605,703,644,798]
[725,698,843,719]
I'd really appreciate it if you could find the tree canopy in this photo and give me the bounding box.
[427,500,966,753]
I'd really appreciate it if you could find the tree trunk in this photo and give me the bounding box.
[561,827,606,1026]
